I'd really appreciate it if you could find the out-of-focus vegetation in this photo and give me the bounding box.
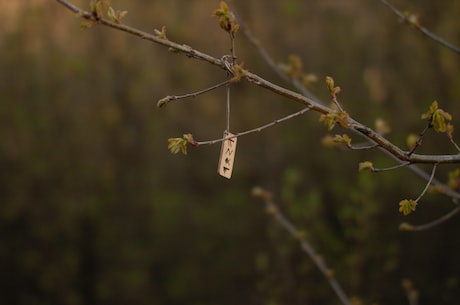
[1,0,460,304]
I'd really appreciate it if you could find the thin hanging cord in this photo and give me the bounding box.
[225,35,236,133]
[226,72,230,132]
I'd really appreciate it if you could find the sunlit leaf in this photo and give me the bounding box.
[325,76,341,96]
[230,64,246,82]
[154,26,168,40]
[398,199,417,216]
[319,113,337,131]
[183,133,197,146]
[80,21,94,29]
[319,111,350,131]
[447,168,460,190]
[213,1,239,37]
[421,101,452,133]
[157,96,174,108]
[168,137,188,155]
[107,6,115,20]
[332,134,352,147]
[404,11,420,28]
[321,135,339,148]
[107,6,128,23]
[358,161,374,172]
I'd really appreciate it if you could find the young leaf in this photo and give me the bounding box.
[319,111,350,131]
[325,76,341,96]
[154,26,168,40]
[168,137,188,155]
[447,168,460,190]
[167,134,197,155]
[230,64,246,82]
[213,1,239,37]
[90,0,110,19]
[183,133,197,146]
[399,199,417,216]
[107,6,115,20]
[404,11,421,29]
[333,134,352,147]
[335,111,350,128]
[80,21,95,29]
[319,113,338,131]
[321,135,340,148]
[157,96,174,108]
[358,161,374,172]
[421,101,452,133]
[107,6,128,23]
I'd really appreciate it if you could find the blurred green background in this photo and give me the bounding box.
[1,0,460,304]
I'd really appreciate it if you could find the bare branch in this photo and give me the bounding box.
[407,122,430,157]
[252,187,352,305]
[371,162,411,172]
[56,0,460,165]
[157,80,230,108]
[196,106,311,146]
[400,205,460,232]
[380,0,460,54]
[238,18,318,101]
[415,163,438,202]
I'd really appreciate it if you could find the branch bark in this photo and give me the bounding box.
[56,0,460,165]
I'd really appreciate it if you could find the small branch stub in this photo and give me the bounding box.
[218,132,237,179]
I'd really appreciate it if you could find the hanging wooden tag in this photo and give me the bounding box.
[218,132,237,179]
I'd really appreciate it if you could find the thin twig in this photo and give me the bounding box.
[56,0,460,164]
[400,205,460,232]
[57,0,460,231]
[379,0,460,54]
[331,95,345,113]
[160,80,230,105]
[196,106,311,146]
[226,70,231,132]
[407,123,430,157]
[252,187,351,305]
[225,33,236,133]
[237,17,319,101]
[449,137,460,153]
[349,143,380,150]
[371,162,411,172]
[415,163,438,202]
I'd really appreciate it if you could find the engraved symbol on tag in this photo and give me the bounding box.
[218,132,237,179]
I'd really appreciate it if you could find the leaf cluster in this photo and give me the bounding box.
[214,1,239,38]
[421,100,453,134]
[325,75,341,97]
[167,134,197,155]
[399,199,417,216]
[319,111,350,131]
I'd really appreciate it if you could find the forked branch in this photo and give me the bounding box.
[56,0,460,165]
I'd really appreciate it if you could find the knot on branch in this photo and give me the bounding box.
[221,55,246,82]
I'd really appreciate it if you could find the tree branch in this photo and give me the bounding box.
[252,187,352,305]
[56,0,460,165]
[379,0,460,54]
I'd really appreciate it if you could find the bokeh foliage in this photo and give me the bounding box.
[1,0,460,304]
